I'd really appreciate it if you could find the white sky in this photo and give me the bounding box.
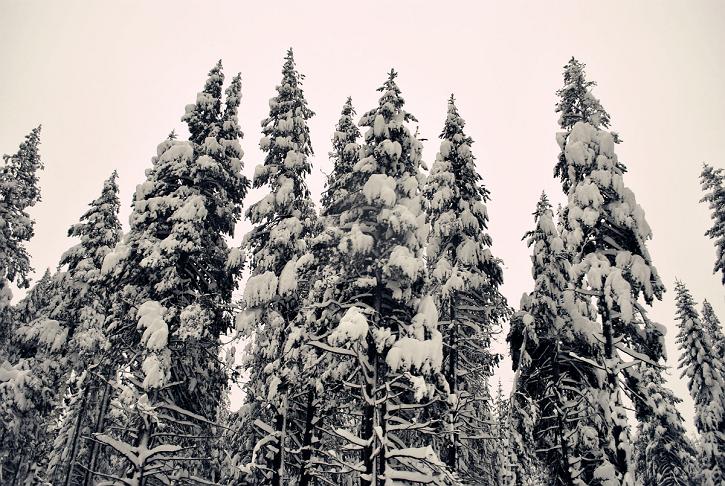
[2,0,724,435]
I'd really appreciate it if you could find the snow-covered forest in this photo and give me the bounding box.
[1,45,724,485]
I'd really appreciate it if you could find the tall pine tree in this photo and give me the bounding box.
[306,70,452,485]
[508,192,605,485]
[674,281,725,485]
[424,95,508,481]
[42,171,122,485]
[699,164,725,284]
[701,299,724,358]
[0,126,43,299]
[233,48,318,485]
[632,364,696,486]
[98,61,248,484]
[555,57,666,485]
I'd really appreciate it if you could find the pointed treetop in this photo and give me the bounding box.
[556,57,610,130]
[440,94,469,142]
[701,299,724,354]
[101,170,120,197]
[373,69,407,114]
[182,61,225,144]
[256,49,314,170]
[342,95,354,113]
[699,163,725,284]
[335,96,359,136]
[281,48,305,87]
[322,96,361,213]
[701,163,723,187]
[221,73,243,140]
[62,169,121,271]
[674,280,700,320]
[534,191,551,218]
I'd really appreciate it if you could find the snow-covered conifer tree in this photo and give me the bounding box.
[0,268,60,482]
[632,364,696,486]
[233,49,318,485]
[674,281,725,485]
[306,70,452,485]
[0,172,122,485]
[423,95,508,480]
[508,192,606,485]
[98,61,248,484]
[0,126,43,347]
[322,96,361,216]
[39,171,122,485]
[493,381,515,486]
[702,299,724,358]
[700,164,725,284]
[555,57,667,485]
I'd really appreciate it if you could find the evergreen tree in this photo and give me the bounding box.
[233,48,318,485]
[674,281,725,485]
[98,61,248,484]
[699,164,725,284]
[701,299,724,358]
[0,173,121,485]
[493,381,515,486]
[555,57,666,485]
[424,95,508,481]
[0,268,60,483]
[0,126,43,300]
[42,171,122,485]
[509,192,605,485]
[322,96,361,216]
[632,364,696,486]
[306,70,452,485]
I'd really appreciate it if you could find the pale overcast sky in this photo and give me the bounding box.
[2,0,724,434]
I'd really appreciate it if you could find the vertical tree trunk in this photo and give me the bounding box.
[83,378,112,486]
[445,300,458,471]
[299,389,316,486]
[63,383,91,486]
[271,397,288,486]
[362,273,383,486]
[600,303,629,480]
[552,342,573,484]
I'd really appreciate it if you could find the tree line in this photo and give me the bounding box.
[0,50,723,486]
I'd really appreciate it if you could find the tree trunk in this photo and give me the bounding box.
[83,378,112,486]
[600,303,629,480]
[64,382,91,486]
[299,389,316,486]
[361,273,383,486]
[271,399,287,486]
[552,341,573,484]
[445,300,458,471]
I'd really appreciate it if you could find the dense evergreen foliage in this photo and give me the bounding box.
[0,52,721,486]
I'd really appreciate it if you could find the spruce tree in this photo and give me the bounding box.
[0,172,121,485]
[424,95,508,481]
[0,126,43,298]
[98,61,248,484]
[555,57,666,485]
[632,364,696,486]
[699,164,725,284]
[233,48,318,485]
[322,96,361,216]
[674,281,725,485]
[43,171,122,485]
[509,192,606,485]
[306,70,452,485]
[702,299,724,358]
[0,269,60,482]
